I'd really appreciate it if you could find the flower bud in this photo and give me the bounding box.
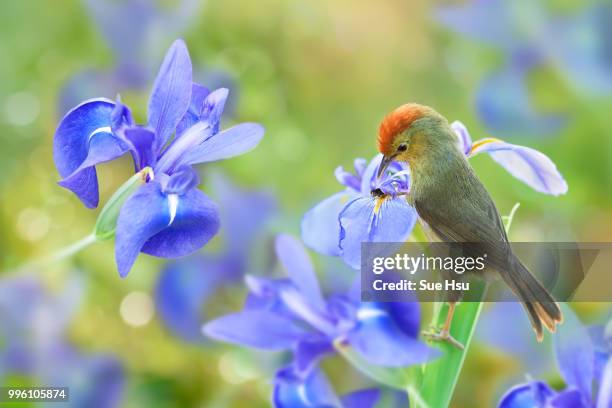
[94,167,153,241]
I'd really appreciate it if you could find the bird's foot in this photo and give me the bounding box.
[422,328,464,350]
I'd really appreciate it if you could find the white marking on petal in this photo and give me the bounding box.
[167,194,179,226]
[297,385,310,405]
[88,126,112,141]
[357,307,386,321]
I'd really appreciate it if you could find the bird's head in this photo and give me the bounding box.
[376,103,452,178]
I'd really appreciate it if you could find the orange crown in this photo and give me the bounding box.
[377,104,431,155]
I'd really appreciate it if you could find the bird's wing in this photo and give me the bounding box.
[413,176,511,268]
[414,194,506,243]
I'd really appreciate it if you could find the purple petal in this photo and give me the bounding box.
[554,304,594,402]
[110,96,134,131]
[176,83,210,135]
[550,4,612,94]
[203,311,308,350]
[384,302,421,339]
[341,389,380,408]
[360,155,382,195]
[275,234,326,312]
[476,63,566,137]
[498,381,556,408]
[549,389,587,408]
[210,173,276,255]
[469,139,568,195]
[339,196,417,269]
[273,366,342,408]
[155,122,211,174]
[597,357,612,408]
[301,191,357,257]
[353,158,367,177]
[182,123,264,165]
[114,182,172,277]
[148,39,192,150]
[160,165,200,195]
[124,127,156,170]
[343,304,439,367]
[335,166,361,191]
[58,129,130,208]
[293,336,334,375]
[155,255,228,342]
[60,353,125,408]
[141,187,219,259]
[53,98,116,208]
[451,120,473,155]
[200,88,229,132]
[435,1,515,47]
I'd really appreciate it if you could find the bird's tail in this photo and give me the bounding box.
[501,255,563,342]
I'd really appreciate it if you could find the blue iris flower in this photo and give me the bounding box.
[204,235,437,383]
[302,121,567,268]
[155,174,276,342]
[53,39,264,277]
[436,1,612,137]
[274,364,380,408]
[302,155,417,269]
[0,275,124,408]
[498,305,612,408]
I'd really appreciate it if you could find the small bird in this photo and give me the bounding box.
[376,103,562,348]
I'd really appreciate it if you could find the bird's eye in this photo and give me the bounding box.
[397,143,408,152]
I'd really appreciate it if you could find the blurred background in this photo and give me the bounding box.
[0,0,611,407]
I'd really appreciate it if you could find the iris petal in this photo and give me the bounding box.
[470,139,568,195]
[141,187,219,259]
[476,62,566,137]
[176,83,210,135]
[498,381,556,408]
[161,165,200,195]
[203,311,308,350]
[114,182,172,277]
[549,389,588,408]
[200,88,229,133]
[182,123,265,165]
[155,255,228,342]
[335,166,361,191]
[341,389,380,408]
[343,304,438,367]
[451,120,473,155]
[597,357,612,408]
[554,305,594,403]
[275,235,326,311]
[360,155,381,195]
[273,366,342,408]
[53,98,117,208]
[210,173,276,255]
[293,336,334,376]
[301,192,357,257]
[124,127,156,170]
[58,130,130,209]
[339,196,417,269]
[148,39,192,151]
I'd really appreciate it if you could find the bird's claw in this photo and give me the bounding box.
[422,329,465,350]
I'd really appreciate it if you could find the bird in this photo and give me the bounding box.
[375,103,562,349]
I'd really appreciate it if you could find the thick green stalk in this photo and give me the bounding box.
[412,204,518,407]
[415,283,486,408]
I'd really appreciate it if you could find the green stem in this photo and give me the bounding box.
[43,233,97,264]
[8,233,97,273]
[416,284,487,408]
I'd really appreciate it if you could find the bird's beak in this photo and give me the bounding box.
[377,154,396,179]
